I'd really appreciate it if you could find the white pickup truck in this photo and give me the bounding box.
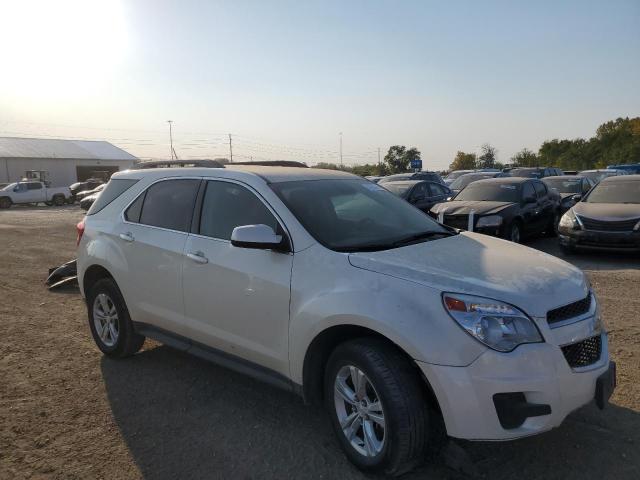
[0,181,72,209]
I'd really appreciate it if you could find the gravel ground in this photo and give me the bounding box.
[1,206,639,480]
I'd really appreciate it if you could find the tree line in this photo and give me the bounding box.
[314,116,639,176]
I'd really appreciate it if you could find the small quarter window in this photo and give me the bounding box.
[87,179,139,215]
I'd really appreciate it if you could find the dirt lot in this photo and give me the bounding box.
[1,206,639,479]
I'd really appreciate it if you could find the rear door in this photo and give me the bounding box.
[118,178,200,336]
[181,179,293,375]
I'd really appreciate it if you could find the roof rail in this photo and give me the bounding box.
[131,159,225,169]
[231,160,308,168]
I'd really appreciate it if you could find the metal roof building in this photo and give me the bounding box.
[0,137,138,186]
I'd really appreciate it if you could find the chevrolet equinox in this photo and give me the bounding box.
[77,166,616,475]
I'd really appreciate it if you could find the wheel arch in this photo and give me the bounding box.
[82,264,116,299]
[301,324,442,416]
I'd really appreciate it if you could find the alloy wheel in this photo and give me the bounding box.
[93,293,119,347]
[510,224,521,243]
[334,365,386,457]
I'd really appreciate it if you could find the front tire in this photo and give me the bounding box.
[324,338,431,476]
[545,211,560,237]
[87,278,145,358]
[507,220,522,243]
[0,197,12,209]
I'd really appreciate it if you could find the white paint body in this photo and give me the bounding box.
[77,166,611,441]
[0,181,71,204]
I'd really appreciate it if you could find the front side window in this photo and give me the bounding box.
[533,182,547,198]
[271,179,450,252]
[199,181,278,240]
[137,179,199,231]
[27,182,42,190]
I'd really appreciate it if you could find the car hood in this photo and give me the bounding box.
[431,200,515,216]
[348,232,587,318]
[573,202,640,220]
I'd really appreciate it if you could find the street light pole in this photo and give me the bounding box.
[339,132,343,168]
[167,120,174,160]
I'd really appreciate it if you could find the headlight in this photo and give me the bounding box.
[442,293,543,352]
[559,210,578,229]
[476,215,503,228]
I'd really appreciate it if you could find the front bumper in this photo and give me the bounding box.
[559,227,640,251]
[418,333,612,440]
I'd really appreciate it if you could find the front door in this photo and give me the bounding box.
[182,180,293,376]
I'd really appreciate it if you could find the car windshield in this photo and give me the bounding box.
[1,183,17,191]
[454,182,520,202]
[580,171,613,183]
[585,181,640,204]
[378,174,412,184]
[510,168,542,178]
[270,179,452,252]
[445,170,471,181]
[450,173,494,190]
[382,183,413,197]
[543,178,582,193]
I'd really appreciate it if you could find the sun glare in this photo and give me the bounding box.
[0,0,128,97]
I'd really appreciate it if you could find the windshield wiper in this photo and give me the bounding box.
[391,230,455,248]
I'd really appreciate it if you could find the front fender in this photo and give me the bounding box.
[288,245,486,384]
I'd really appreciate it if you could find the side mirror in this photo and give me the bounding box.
[572,194,582,202]
[231,224,289,252]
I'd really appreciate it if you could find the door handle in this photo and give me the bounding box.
[119,232,134,242]
[186,251,208,264]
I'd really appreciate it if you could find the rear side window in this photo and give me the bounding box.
[87,179,139,215]
[138,179,200,232]
[522,183,535,200]
[199,181,278,240]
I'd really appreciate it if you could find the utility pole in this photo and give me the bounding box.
[228,133,233,163]
[167,120,175,160]
[339,132,343,168]
[377,147,381,166]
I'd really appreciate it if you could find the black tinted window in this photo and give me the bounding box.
[522,183,535,200]
[27,182,42,190]
[199,181,278,240]
[125,192,145,222]
[428,183,446,196]
[533,182,547,198]
[87,179,139,215]
[139,179,199,231]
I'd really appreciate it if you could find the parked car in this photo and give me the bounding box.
[80,190,102,211]
[378,171,445,185]
[558,175,640,252]
[448,171,506,196]
[543,175,595,214]
[76,184,105,201]
[606,163,640,174]
[443,169,475,185]
[430,177,561,242]
[382,180,451,212]
[509,167,564,179]
[77,166,615,476]
[578,169,625,184]
[69,178,104,199]
[0,181,72,208]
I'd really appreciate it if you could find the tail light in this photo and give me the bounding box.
[76,219,85,246]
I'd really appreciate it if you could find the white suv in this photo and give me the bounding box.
[77,165,616,475]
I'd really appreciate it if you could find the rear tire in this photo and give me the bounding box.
[324,338,432,476]
[52,195,65,206]
[87,278,145,358]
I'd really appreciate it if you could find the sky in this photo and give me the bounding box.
[0,0,638,169]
